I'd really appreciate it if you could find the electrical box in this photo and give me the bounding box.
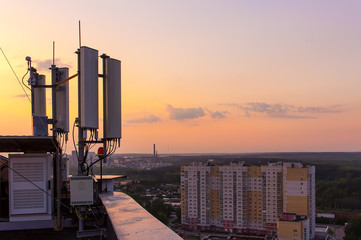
[34,74,46,117]
[70,176,94,205]
[80,46,99,129]
[56,68,69,132]
[105,58,121,139]
[8,154,53,221]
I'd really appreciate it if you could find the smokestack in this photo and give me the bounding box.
[153,144,156,157]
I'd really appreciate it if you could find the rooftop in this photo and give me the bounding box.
[100,191,182,240]
[0,136,57,153]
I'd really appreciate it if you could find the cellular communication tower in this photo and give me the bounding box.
[1,38,121,237]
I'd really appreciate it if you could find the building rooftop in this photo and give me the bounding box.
[94,175,126,180]
[279,213,308,222]
[100,191,181,240]
[0,136,57,153]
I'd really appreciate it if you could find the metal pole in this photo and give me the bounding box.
[77,49,85,232]
[100,54,109,193]
[29,61,35,134]
[51,65,57,138]
[52,65,63,230]
[77,49,85,177]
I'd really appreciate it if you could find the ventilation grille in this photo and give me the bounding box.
[13,189,44,209]
[13,162,44,182]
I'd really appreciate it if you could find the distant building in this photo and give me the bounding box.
[277,213,310,240]
[316,212,335,220]
[180,161,315,238]
[314,225,330,240]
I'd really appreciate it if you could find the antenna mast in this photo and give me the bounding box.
[79,20,81,48]
[53,41,55,66]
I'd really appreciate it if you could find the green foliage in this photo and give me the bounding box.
[156,211,169,225]
[135,185,146,194]
[97,166,181,187]
[176,207,181,221]
[164,172,180,184]
[335,216,349,225]
[314,158,361,211]
[316,176,361,210]
[146,198,173,225]
[316,217,333,224]
[124,189,173,225]
[328,227,334,236]
[344,217,361,240]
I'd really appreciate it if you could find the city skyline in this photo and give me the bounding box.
[1,1,361,153]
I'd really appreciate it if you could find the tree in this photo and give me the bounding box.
[176,207,181,221]
[344,217,361,240]
[135,185,146,195]
[156,212,169,225]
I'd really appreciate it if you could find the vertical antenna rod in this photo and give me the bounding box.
[100,53,109,193]
[53,41,55,66]
[79,20,81,48]
[76,47,85,232]
[50,52,62,230]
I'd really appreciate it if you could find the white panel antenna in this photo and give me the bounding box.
[105,58,121,139]
[33,75,46,117]
[56,68,69,132]
[80,46,99,129]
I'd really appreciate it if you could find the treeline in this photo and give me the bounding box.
[91,165,181,186]
[315,164,361,210]
[344,216,361,240]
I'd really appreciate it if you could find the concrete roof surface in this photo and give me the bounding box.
[100,191,181,240]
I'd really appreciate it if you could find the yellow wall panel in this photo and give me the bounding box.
[286,168,308,181]
[286,196,309,216]
[248,166,262,177]
[210,190,220,219]
[277,220,303,240]
[210,166,220,177]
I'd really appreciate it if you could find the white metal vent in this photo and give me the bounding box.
[12,162,44,182]
[9,154,50,217]
[13,189,44,209]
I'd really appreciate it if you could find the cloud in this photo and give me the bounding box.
[241,102,295,118]
[296,106,341,113]
[33,58,71,71]
[232,102,343,119]
[210,111,229,119]
[127,114,161,124]
[205,108,230,119]
[167,105,205,120]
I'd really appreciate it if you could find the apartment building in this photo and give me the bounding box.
[180,161,315,238]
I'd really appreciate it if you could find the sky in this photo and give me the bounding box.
[0,1,361,154]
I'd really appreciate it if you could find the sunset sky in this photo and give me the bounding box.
[1,1,360,153]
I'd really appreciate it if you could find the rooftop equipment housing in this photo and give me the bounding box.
[8,154,53,222]
[70,176,94,206]
[80,46,98,129]
[105,58,121,139]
